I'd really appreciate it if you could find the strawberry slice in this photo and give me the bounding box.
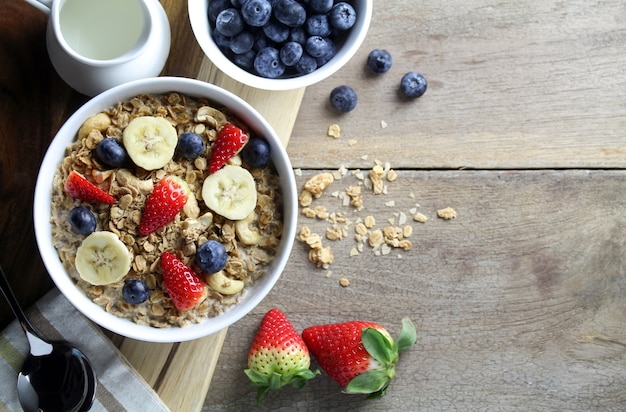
[139,175,190,236]
[245,309,319,404]
[64,170,115,204]
[302,318,416,398]
[209,123,249,174]
[160,251,207,311]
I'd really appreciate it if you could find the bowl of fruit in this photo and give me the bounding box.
[33,76,298,342]
[188,0,372,90]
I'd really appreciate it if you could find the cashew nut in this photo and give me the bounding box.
[78,113,111,141]
[206,271,244,295]
[235,212,262,245]
[195,106,228,129]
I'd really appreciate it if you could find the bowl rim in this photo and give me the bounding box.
[33,76,297,342]
[188,0,373,91]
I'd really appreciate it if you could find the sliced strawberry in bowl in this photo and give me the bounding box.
[64,170,116,204]
[209,123,249,174]
[139,175,190,236]
[160,251,207,312]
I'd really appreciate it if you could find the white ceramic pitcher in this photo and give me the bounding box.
[24,0,171,96]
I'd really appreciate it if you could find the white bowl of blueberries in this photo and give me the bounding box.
[188,0,373,90]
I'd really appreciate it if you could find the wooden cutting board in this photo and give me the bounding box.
[111,62,305,411]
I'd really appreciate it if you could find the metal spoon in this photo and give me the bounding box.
[0,263,96,411]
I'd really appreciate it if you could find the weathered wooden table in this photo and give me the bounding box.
[1,0,625,410]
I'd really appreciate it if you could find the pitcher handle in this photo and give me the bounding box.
[23,0,52,14]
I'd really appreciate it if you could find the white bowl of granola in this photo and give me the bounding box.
[33,76,297,342]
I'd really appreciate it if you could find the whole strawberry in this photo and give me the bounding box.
[244,309,319,404]
[302,317,416,398]
[64,170,116,204]
[139,175,190,236]
[209,123,249,174]
[160,251,207,311]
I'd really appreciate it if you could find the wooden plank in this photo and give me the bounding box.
[204,169,626,410]
[287,0,626,170]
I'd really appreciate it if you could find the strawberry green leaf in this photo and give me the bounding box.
[362,327,395,366]
[395,317,417,353]
[344,369,392,395]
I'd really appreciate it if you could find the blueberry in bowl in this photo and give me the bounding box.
[189,0,373,90]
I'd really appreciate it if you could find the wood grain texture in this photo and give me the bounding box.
[205,169,626,410]
[287,0,626,170]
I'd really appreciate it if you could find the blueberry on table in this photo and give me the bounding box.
[68,206,97,235]
[367,49,393,74]
[254,47,286,78]
[241,0,272,27]
[400,71,428,98]
[176,132,205,159]
[329,85,357,112]
[280,41,303,66]
[196,240,228,274]
[216,8,244,37]
[122,279,150,305]
[95,137,129,168]
[328,2,357,31]
[273,0,307,28]
[241,136,271,168]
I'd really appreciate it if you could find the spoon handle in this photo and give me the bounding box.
[0,263,43,339]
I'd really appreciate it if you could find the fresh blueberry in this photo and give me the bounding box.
[262,19,290,43]
[68,206,97,235]
[241,0,272,27]
[95,137,129,168]
[273,0,306,27]
[215,8,244,37]
[177,132,205,159]
[208,0,231,25]
[230,0,246,7]
[329,85,357,112]
[254,47,286,78]
[279,41,303,66]
[230,31,255,54]
[305,35,332,58]
[253,33,273,52]
[234,49,257,69]
[295,52,317,74]
[122,279,150,305]
[400,71,428,98]
[196,240,228,274]
[328,2,357,31]
[213,30,232,49]
[305,14,331,37]
[309,0,333,14]
[288,26,307,45]
[315,40,335,66]
[241,136,271,168]
[367,49,392,74]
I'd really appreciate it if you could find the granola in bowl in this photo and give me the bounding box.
[34,77,297,342]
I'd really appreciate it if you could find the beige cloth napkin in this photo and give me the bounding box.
[0,288,170,411]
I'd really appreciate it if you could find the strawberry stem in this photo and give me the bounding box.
[345,318,417,398]
[244,367,320,405]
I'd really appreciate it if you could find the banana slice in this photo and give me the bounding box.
[202,165,257,221]
[122,116,178,170]
[75,231,132,285]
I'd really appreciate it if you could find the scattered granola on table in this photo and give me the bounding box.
[50,93,284,328]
